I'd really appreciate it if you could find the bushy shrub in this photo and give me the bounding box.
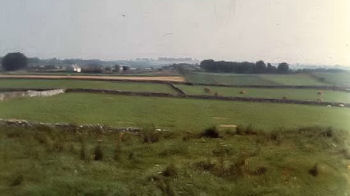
[93,144,103,161]
[162,164,178,177]
[309,164,318,177]
[201,127,220,138]
[204,87,211,93]
[142,126,162,143]
[194,160,216,171]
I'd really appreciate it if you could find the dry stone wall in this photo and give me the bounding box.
[0,89,65,101]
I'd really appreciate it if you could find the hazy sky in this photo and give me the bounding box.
[0,0,349,65]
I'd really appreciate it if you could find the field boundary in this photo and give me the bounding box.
[0,75,185,83]
[167,83,186,96]
[1,88,349,107]
[182,83,350,92]
[1,76,349,91]
[65,89,350,108]
[0,118,140,133]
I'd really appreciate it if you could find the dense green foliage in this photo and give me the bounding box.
[277,62,290,73]
[0,93,349,131]
[200,60,289,73]
[1,53,28,71]
[0,125,349,195]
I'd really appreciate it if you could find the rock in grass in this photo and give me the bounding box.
[309,164,318,177]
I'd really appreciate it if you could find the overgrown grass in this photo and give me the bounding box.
[0,124,349,195]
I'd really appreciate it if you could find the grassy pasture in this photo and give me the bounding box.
[0,79,176,94]
[184,72,277,85]
[0,93,349,131]
[185,72,329,86]
[176,84,350,103]
[260,74,329,86]
[1,70,180,76]
[0,125,349,195]
[1,77,350,195]
[311,72,350,87]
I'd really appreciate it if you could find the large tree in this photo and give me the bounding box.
[2,52,28,71]
[277,62,289,73]
[255,60,267,73]
[266,63,276,73]
[200,59,278,74]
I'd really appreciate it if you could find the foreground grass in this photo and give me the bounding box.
[185,72,328,86]
[0,93,350,131]
[0,125,349,195]
[0,79,177,94]
[175,84,350,103]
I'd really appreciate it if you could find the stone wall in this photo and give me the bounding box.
[0,118,140,133]
[0,89,65,101]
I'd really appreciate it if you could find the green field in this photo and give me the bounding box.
[311,72,350,87]
[259,74,328,86]
[184,72,277,85]
[1,71,180,77]
[0,93,349,131]
[176,84,350,103]
[1,79,350,195]
[185,72,329,86]
[0,79,176,94]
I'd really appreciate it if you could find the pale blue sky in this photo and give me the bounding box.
[0,0,349,65]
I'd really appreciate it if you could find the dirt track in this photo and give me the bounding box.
[0,75,185,82]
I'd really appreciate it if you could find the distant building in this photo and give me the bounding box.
[72,64,81,73]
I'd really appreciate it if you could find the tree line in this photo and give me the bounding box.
[200,59,289,74]
[0,52,132,73]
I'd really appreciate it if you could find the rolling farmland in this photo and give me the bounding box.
[184,72,330,86]
[1,74,350,195]
[175,84,350,103]
[0,93,349,131]
[0,79,177,94]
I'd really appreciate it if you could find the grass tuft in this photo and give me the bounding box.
[10,174,24,186]
[309,164,319,177]
[162,164,178,178]
[201,127,220,138]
